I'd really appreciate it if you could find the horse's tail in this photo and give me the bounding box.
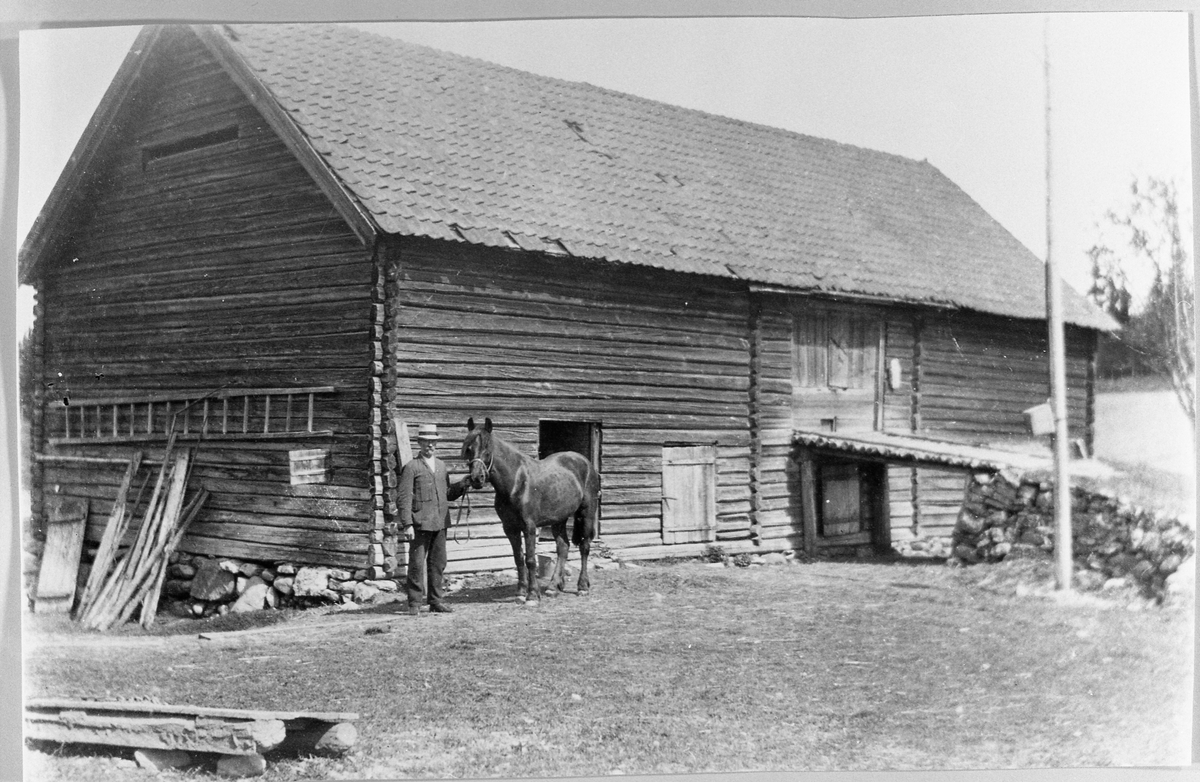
[572,466,601,546]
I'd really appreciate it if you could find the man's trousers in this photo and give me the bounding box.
[405,527,448,608]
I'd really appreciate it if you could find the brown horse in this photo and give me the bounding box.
[461,418,600,602]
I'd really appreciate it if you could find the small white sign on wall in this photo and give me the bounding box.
[289,448,329,485]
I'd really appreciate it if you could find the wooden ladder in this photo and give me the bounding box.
[49,387,336,445]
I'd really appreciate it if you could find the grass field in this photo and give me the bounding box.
[1094,384,1195,488]
[22,553,1193,779]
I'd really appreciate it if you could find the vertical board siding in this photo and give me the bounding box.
[36,28,373,569]
[389,238,752,569]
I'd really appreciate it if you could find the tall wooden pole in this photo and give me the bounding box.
[1045,19,1073,591]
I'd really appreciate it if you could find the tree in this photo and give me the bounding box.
[1087,176,1194,425]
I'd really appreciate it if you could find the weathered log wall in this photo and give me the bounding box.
[386,238,753,571]
[34,28,373,568]
[913,313,1095,539]
[745,301,1098,552]
[750,297,920,549]
[749,298,802,549]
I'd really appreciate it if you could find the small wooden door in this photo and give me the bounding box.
[819,462,863,537]
[661,445,717,544]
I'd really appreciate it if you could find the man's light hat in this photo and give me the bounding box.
[416,423,441,441]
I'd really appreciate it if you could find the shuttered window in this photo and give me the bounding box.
[794,310,878,390]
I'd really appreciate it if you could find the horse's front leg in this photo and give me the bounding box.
[497,501,527,602]
[523,526,541,604]
[507,527,526,603]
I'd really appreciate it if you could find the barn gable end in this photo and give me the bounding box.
[30,26,377,568]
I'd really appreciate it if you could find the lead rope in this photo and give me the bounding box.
[453,455,493,543]
[453,485,472,543]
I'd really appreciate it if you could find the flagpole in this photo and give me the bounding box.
[1045,18,1073,591]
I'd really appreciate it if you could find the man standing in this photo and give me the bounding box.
[398,424,469,615]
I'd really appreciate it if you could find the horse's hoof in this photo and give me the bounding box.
[577,589,589,596]
[515,595,527,604]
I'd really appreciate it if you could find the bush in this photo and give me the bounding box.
[701,544,726,564]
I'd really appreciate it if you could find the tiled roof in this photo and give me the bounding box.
[214,23,1112,329]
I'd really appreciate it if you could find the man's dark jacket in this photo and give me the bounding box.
[397,457,467,531]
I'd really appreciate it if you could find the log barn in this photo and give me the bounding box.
[20,23,1115,576]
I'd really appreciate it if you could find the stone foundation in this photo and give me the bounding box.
[149,554,400,619]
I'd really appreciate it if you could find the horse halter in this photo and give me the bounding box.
[455,431,494,542]
[468,431,495,488]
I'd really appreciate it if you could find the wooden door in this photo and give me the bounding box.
[661,445,717,544]
[819,462,862,537]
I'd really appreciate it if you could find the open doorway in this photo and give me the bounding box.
[537,420,602,539]
[538,420,601,468]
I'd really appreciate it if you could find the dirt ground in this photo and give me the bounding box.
[21,552,1194,780]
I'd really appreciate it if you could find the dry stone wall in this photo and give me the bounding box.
[950,468,1194,599]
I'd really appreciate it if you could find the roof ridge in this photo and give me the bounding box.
[224,22,934,174]
[206,22,1113,330]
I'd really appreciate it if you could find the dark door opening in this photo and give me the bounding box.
[538,420,600,467]
[537,420,602,538]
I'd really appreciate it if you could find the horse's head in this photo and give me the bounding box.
[462,417,494,489]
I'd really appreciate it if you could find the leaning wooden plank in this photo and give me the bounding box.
[99,451,193,631]
[35,497,90,614]
[123,484,205,631]
[83,449,176,625]
[76,452,143,617]
[91,447,186,617]
[23,708,285,755]
[140,488,210,628]
[137,457,200,628]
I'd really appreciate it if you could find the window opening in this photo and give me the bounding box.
[794,310,880,390]
[142,124,239,168]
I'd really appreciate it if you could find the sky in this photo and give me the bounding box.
[14,13,1195,334]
